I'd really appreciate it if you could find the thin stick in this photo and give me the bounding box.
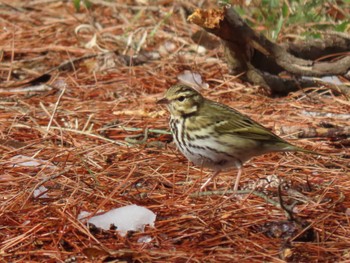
[46,87,66,135]
[45,126,129,146]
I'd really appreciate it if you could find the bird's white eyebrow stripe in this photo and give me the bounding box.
[174,89,196,96]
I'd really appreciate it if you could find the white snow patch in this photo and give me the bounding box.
[345,208,350,216]
[9,155,55,168]
[86,204,156,236]
[33,185,49,198]
[77,211,92,221]
[177,70,209,91]
[137,235,152,243]
[302,75,342,85]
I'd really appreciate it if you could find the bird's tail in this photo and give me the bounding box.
[283,143,322,156]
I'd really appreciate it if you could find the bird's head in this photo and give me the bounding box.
[157,85,204,117]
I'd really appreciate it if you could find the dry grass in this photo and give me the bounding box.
[0,1,349,262]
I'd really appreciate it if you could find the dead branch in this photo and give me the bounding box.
[188,7,350,96]
[279,126,350,139]
[284,32,350,60]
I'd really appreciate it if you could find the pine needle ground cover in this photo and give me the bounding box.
[1,1,349,262]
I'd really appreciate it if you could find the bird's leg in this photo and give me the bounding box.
[200,170,221,190]
[233,167,242,192]
[226,165,244,200]
[232,161,243,192]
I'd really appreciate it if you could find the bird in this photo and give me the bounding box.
[157,84,318,192]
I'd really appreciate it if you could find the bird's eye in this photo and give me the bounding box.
[177,96,186,102]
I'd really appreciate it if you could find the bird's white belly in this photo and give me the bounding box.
[180,137,239,170]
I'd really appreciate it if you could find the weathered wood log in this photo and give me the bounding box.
[188,7,350,96]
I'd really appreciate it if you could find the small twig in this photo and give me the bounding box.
[13,124,130,146]
[190,189,283,209]
[100,125,171,135]
[278,183,295,221]
[44,126,130,146]
[46,87,66,136]
[0,84,53,93]
[82,114,94,132]
[37,168,71,187]
[39,102,63,139]
[125,128,149,145]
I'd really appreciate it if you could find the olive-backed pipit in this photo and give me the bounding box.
[157,84,317,191]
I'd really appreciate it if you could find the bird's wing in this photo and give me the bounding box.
[203,100,285,143]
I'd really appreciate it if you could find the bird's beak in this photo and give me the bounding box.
[156,98,169,104]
